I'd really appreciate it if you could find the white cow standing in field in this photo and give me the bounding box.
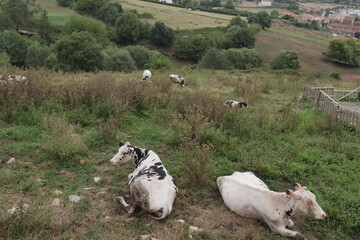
[217,172,326,240]
[169,74,185,87]
[224,100,248,108]
[141,70,152,81]
[110,142,177,220]
[8,75,27,82]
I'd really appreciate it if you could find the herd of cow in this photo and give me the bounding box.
[0,74,27,84]
[110,143,326,239]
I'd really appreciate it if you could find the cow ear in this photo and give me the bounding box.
[124,141,130,146]
[294,183,302,191]
[286,189,295,198]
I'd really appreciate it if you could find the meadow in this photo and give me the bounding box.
[0,66,359,240]
[36,0,80,25]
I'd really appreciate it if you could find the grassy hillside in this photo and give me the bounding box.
[36,0,80,25]
[0,66,359,240]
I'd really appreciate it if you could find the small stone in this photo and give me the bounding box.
[7,157,16,164]
[176,219,185,224]
[8,207,18,214]
[54,190,63,195]
[104,216,111,222]
[36,178,42,182]
[150,238,158,240]
[68,195,81,203]
[189,226,201,233]
[93,177,101,183]
[52,198,60,207]
[140,235,150,240]
[22,204,30,210]
[79,159,86,165]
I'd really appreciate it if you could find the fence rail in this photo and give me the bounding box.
[303,86,360,127]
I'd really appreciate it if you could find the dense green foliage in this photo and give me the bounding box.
[227,16,247,28]
[125,45,152,69]
[74,0,109,17]
[323,38,360,66]
[0,51,9,66]
[0,0,34,29]
[55,31,103,72]
[102,47,136,72]
[114,12,142,44]
[25,41,51,69]
[271,50,300,70]
[247,11,272,29]
[199,48,263,70]
[145,51,171,70]
[99,1,123,26]
[56,0,75,8]
[174,34,215,61]
[0,10,15,31]
[150,21,174,47]
[62,16,109,46]
[38,10,53,44]
[226,26,256,49]
[0,30,29,67]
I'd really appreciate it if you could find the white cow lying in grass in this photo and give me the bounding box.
[224,100,248,108]
[110,142,177,220]
[217,172,326,240]
[141,70,152,81]
[169,74,185,87]
[8,75,27,82]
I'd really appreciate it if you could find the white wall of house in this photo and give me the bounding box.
[258,1,272,6]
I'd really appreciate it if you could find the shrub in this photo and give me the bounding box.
[25,42,51,69]
[226,48,263,69]
[330,72,341,80]
[145,51,171,70]
[226,26,256,49]
[0,52,10,66]
[125,45,152,69]
[0,30,30,67]
[114,12,142,44]
[55,31,103,72]
[198,48,230,70]
[62,16,109,46]
[74,0,109,17]
[227,16,247,28]
[56,0,74,7]
[323,38,360,66]
[150,21,174,47]
[42,117,88,165]
[0,10,15,31]
[102,47,136,72]
[271,50,300,70]
[174,34,215,61]
[99,1,123,26]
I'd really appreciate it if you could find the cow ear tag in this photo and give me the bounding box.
[285,189,294,198]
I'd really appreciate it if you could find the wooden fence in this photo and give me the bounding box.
[303,86,360,127]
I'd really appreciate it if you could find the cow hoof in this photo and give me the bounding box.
[295,233,306,240]
[114,196,123,204]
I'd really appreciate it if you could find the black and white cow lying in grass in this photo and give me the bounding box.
[0,75,27,84]
[169,74,185,87]
[141,70,152,81]
[110,142,177,220]
[217,172,326,240]
[224,100,248,108]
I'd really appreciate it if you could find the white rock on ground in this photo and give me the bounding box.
[22,204,30,210]
[93,177,101,183]
[68,195,81,203]
[140,235,150,240]
[52,198,60,207]
[54,190,63,195]
[189,226,202,239]
[176,219,185,224]
[6,157,16,164]
[8,207,18,214]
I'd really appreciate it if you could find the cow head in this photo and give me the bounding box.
[286,183,327,219]
[109,142,135,165]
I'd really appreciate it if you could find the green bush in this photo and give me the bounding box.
[271,50,300,70]
[55,31,103,72]
[114,12,142,44]
[330,72,341,80]
[0,30,30,67]
[150,21,174,47]
[198,48,230,70]
[323,38,360,66]
[125,45,152,69]
[145,51,171,70]
[62,16,110,46]
[174,34,215,61]
[99,1,123,26]
[43,117,88,165]
[102,47,136,72]
[74,0,109,17]
[25,42,51,69]
[227,16,247,28]
[226,26,256,49]
[0,10,15,31]
[0,52,10,66]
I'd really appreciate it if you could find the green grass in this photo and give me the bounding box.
[36,0,80,25]
[0,68,359,239]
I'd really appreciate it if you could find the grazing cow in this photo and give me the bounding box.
[141,70,152,81]
[0,75,5,84]
[224,100,248,108]
[110,142,177,220]
[169,74,185,87]
[217,172,326,239]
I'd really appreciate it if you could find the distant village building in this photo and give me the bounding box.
[159,0,181,4]
[342,16,355,25]
[341,9,360,17]
[328,23,360,37]
[297,14,329,27]
[258,0,272,7]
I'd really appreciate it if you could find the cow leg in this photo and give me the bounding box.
[270,225,305,239]
[115,196,134,215]
[286,219,294,228]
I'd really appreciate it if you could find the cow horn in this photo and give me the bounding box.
[294,183,302,191]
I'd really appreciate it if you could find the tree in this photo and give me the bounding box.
[174,34,215,61]
[0,52,10,67]
[99,1,123,26]
[256,11,272,29]
[0,30,30,67]
[150,22,174,47]
[62,16,109,46]
[1,0,35,30]
[198,48,230,70]
[271,50,300,70]
[38,9,53,44]
[355,32,360,39]
[74,0,109,17]
[226,27,256,49]
[225,48,263,69]
[227,16,247,28]
[102,47,135,72]
[25,41,51,68]
[145,51,171,70]
[211,0,221,7]
[55,31,103,72]
[323,38,360,66]
[125,45,152,69]
[56,0,75,8]
[270,10,279,19]
[224,0,235,9]
[114,12,142,44]
[0,10,15,31]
